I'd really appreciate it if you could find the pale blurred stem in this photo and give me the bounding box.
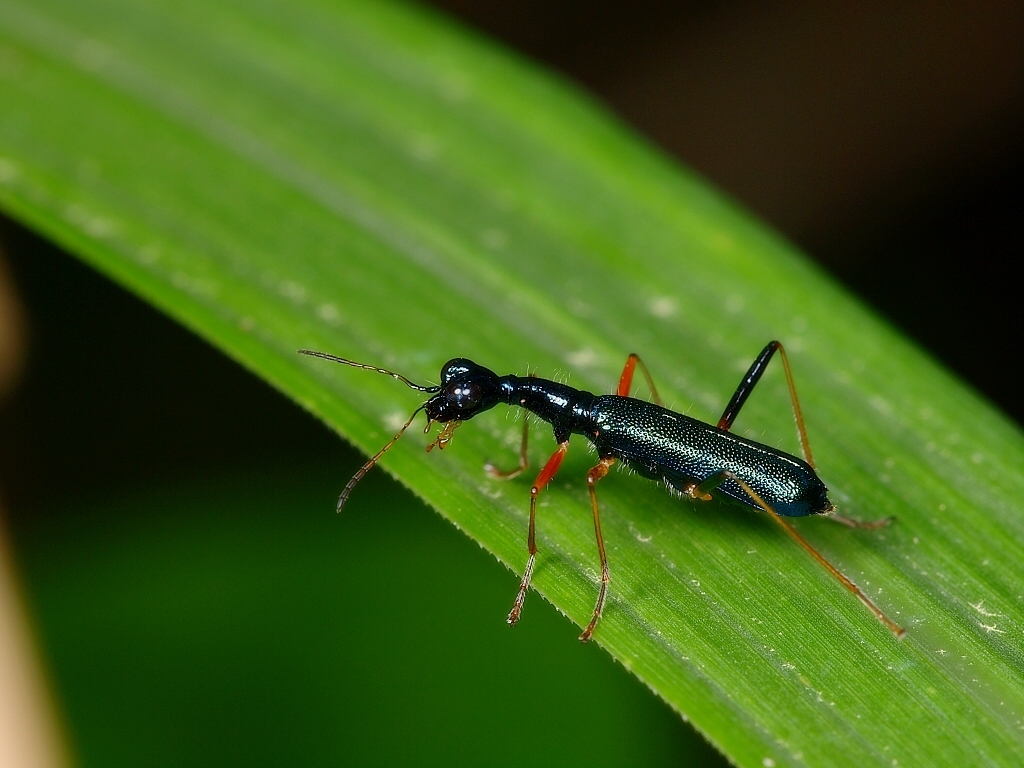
[0,250,69,768]
[0,514,71,768]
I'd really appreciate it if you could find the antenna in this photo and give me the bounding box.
[298,349,441,392]
[335,405,425,512]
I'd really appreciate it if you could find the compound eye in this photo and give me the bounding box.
[445,381,483,410]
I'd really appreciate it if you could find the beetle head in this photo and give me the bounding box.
[423,358,502,424]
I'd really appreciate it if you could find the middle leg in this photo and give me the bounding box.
[618,353,663,404]
[579,456,616,642]
[486,373,538,480]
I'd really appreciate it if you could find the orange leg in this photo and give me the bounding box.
[618,353,663,404]
[507,441,569,627]
[717,342,889,529]
[696,470,905,638]
[772,343,814,469]
[579,456,616,642]
[716,341,813,466]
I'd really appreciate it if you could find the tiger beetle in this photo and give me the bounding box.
[298,342,905,641]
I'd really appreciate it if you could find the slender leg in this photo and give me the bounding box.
[717,342,891,529]
[618,353,663,405]
[485,417,529,479]
[507,441,569,626]
[717,341,813,467]
[579,456,616,642]
[695,469,905,638]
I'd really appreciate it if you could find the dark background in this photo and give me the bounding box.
[0,2,1022,765]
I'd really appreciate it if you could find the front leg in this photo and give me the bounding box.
[485,418,529,480]
[486,373,537,480]
[507,441,569,627]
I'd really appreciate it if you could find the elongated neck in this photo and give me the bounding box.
[499,375,595,442]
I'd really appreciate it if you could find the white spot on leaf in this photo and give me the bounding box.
[649,296,676,318]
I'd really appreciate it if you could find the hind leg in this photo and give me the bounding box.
[692,470,905,638]
[718,342,890,528]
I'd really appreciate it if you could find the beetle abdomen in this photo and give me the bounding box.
[588,396,830,517]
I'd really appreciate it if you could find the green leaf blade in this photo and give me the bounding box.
[3,0,1024,765]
